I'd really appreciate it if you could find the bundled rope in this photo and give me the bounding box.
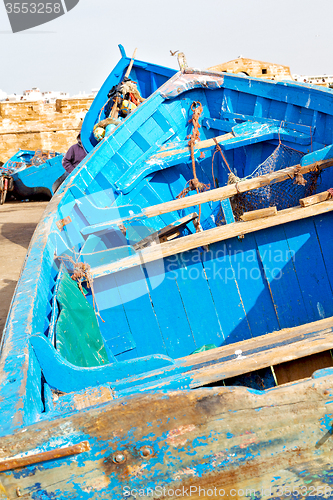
[293,165,307,186]
[177,102,210,230]
[107,78,144,120]
[120,80,145,105]
[228,172,241,186]
[58,255,104,323]
[96,117,121,129]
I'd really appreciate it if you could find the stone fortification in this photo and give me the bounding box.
[0,98,93,161]
[208,58,293,81]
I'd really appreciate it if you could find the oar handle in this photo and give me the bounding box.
[124,48,138,79]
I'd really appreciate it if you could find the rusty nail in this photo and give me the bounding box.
[139,446,154,458]
[112,453,126,464]
[56,216,72,231]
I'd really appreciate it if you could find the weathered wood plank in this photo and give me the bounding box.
[300,190,332,207]
[113,266,168,359]
[133,212,198,250]
[91,200,333,278]
[83,159,333,235]
[283,218,333,322]
[255,224,307,328]
[2,372,333,499]
[201,241,253,344]
[169,328,333,390]
[163,317,333,390]
[115,317,333,393]
[144,256,197,358]
[314,213,333,293]
[225,233,280,338]
[169,251,225,351]
[142,158,333,219]
[92,274,139,360]
[241,206,277,221]
[179,316,333,365]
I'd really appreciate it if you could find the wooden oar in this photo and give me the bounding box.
[110,48,138,120]
[124,47,138,79]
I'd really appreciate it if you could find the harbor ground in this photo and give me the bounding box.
[0,200,48,339]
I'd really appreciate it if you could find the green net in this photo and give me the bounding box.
[192,344,217,354]
[55,272,109,368]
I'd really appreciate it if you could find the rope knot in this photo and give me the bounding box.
[176,179,210,199]
[293,165,307,186]
[176,101,210,232]
[190,178,200,190]
[57,254,104,323]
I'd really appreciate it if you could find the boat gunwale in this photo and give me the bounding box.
[2,65,333,434]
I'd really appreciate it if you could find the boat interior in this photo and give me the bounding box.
[80,44,176,153]
[2,69,333,431]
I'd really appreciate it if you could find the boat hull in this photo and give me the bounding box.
[1,377,333,499]
[1,150,64,200]
[2,68,333,498]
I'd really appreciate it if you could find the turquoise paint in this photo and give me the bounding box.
[2,149,64,199]
[2,63,333,498]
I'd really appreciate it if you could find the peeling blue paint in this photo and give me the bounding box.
[1,55,333,499]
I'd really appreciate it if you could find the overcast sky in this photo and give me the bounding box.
[0,0,332,95]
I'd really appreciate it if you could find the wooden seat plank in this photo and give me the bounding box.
[118,317,333,393]
[112,317,333,397]
[91,200,333,279]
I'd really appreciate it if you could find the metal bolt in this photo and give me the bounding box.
[139,446,154,458]
[112,452,126,464]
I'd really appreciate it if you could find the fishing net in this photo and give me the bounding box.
[104,78,144,118]
[30,150,56,166]
[1,161,26,174]
[215,143,321,224]
[55,271,109,368]
[1,150,57,174]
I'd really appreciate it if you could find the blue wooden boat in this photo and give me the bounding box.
[1,149,64,200]
[2,67,333,498]
[80,44,176,153]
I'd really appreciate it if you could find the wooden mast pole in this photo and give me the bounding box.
[110,48,138,120]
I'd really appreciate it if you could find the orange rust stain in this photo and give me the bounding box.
[0,441,91,473]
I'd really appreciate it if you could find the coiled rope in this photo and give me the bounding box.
[177,102,210,230]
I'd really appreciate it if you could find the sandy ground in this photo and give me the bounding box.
[0,200,48,337]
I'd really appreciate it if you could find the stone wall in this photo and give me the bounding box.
[208,58,292,81]
[0,98,93,161]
